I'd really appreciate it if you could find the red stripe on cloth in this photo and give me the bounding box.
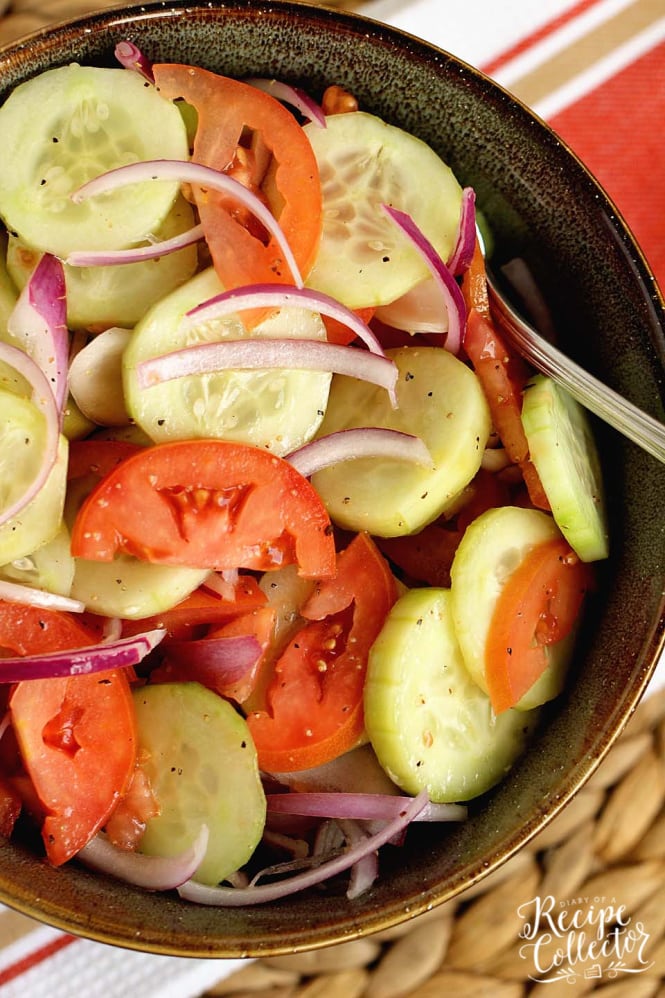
[548,40,665,293]
[0,933,77,986]
[482,0,605,76]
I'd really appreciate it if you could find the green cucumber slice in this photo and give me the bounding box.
[133,682,266,886]
[449,505,564,696]
[0,389,68,563]
[123,267,332,455]
[0,233,17,338]
[311,346,491,536]
[521,374,609,562]
[304,111,462,309]
[70,554,207,620]
[7,196,198,330]
[0,64,188,257]
[364,587,539,802]
[0,520,74,597]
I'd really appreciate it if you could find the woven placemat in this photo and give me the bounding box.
[204,688,665,997]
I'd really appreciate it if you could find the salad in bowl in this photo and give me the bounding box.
[0,0,661,957]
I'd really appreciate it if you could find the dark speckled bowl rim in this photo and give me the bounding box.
[0,0,663,958]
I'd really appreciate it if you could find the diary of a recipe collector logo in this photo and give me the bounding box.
[516,894,654,985]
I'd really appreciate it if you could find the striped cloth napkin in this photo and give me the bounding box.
[0,0,662,993]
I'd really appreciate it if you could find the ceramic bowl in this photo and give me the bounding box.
[0,0,663,958]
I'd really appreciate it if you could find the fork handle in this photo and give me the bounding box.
[488,290,665,465]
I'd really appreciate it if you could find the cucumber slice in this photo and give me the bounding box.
[70,554,208,620]
[0,389,68,563]
[305,111,462,308]
[311,346,491,536]
[133,682,266,886]
[0,520,74,597]
[7,196,198,331]
[0,64,188,257]
[449,505,563,695]
[521,374,609,562]
[364,587,539,802]
[0,233,17,338]
[123,267,331,455]
[304,112,462,309]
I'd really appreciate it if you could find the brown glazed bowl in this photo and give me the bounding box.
[0,0,663,959]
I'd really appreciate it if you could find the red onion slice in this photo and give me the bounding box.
[382,204,466,355]
[0,342,60,528]
[337,819,379,900]
[266,792,467,823]
[287,428,432,478]
[71,160,303,288]
[165,633,262,686]
[183,283,385,357]
[7,253,69,415]
[0,579,84,614]
[78,824,208,890]
[447,187,477,276]
[137,338,398,408]
[244,78,326,127]
[0,628,165,682]
[66,224,205,268]
[177,790,428,906]
[114,40,155,83]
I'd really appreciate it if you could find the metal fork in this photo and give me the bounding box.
[484,267,665,464]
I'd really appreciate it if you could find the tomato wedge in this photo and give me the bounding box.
[247,532,398,772]
[9,669,137,865]
[464,307,550,510]
[0,600,101,657]
[70,440,336,578]
[485,538,593,713]
[152,64,322,290]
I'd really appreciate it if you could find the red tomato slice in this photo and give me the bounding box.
[461,237,491,320]
[0,601,102,657]
[485,538,593,713]
[103,765,160,851]
[247,532,398,772]
[464,307,550,510]
[322,307,375,346]
[70,440,336,578]
[9,669,137,865]
[152,64,322,292]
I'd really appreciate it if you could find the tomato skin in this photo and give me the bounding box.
[247,532,398,772]
[70,440,336,579]
[152,64,322,291]
[485,538,593,713]
[9,669,137,865]
[464,307,550,511]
